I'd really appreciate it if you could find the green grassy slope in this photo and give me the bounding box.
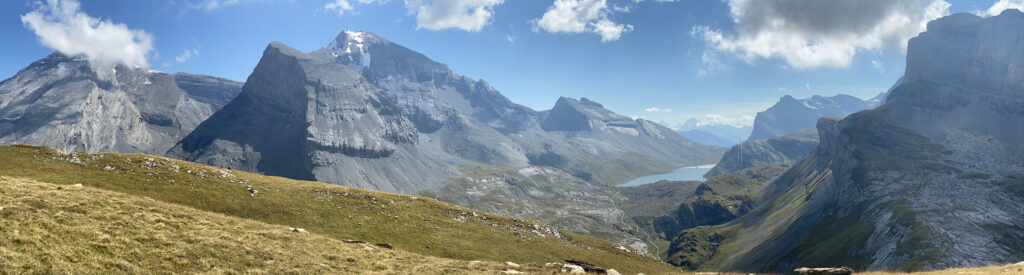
[0,145,678,274]
[0,176,534,274]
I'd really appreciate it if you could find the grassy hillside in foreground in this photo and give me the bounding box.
[0,177,532,274]
[0,145,678,274]
[858,262,1024,274]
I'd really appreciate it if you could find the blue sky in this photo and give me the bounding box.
[0,0,1014,127]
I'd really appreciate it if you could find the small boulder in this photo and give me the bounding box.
[501,270,524,274]
[794,267,853,275]
[289,227,308,233]
[606,269,621,275]
[504,262,520,268]
[374,243,393,249]
[565,260,606,273]
[562,264,585,274]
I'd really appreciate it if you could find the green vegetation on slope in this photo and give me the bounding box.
[0,177,532,274]
[0,145,678,274]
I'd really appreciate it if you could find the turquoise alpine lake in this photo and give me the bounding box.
[618,164,716,187]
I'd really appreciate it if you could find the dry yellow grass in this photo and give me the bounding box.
[855,263,1024,275]
[0,176,539,274]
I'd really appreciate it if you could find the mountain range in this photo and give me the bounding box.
[668,10,1024,272]
[167,31,721,194]
[0,53,241,154]
[0,29,726,259]
[3,9,1024,274]
[747,93,886,141]
[674,117,752,147]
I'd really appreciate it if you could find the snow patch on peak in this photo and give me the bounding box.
[328,30,373,73]
[802,101,822,110]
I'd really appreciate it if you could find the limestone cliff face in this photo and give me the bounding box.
[168,42,452,193]
[676,11,1024,272]
[0,53,241,154]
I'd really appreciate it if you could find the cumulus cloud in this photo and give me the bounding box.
[404,0,504,31]
[323,0,379,16]
[188,0,243,11]
[534,0,633,42]
[21,0,154,68]
[985,0,1024,16]
[185,0,292,12]
[695,0,950,71]
[175,48,201,63]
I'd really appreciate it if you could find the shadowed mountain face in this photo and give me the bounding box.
[169,31,721,194]
[671,11,1024,273]
[747,93,883,141]
[0,53,241,154]
[168,42,451,192]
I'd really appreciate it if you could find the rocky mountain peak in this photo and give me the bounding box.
[904,9,1024,97]
[579,97,604,108]
[747,94,878,141]
[0,51,241,154]
[326,30,386,73]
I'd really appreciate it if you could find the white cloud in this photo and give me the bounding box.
[533,0,633,42]
[695,0,950,71]
[404,0,504,32]
[189,0,242,11]
[645,107,671,112]
[871,60,885,73]
[186,0,294,12]
[985,0,1024,16]
[323,0,379,16]
[175,48,201,63]
[21,0,154,68]
[505,34,516,43]
[592,18,633,42]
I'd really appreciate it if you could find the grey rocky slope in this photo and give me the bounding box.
[671,11,1024,272]
[313,31,721,185]
[170,31,721,194]
[704,128,819,178]
[747,93,883,141]
[168,42,453,192]
[0,53,241,154]
[430,165,660,256]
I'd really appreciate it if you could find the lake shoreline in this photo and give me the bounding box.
[617,164,717,187]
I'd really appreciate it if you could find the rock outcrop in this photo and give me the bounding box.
[673,11,1024,272]
[169,42,452,193]
[0,53,241,154]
